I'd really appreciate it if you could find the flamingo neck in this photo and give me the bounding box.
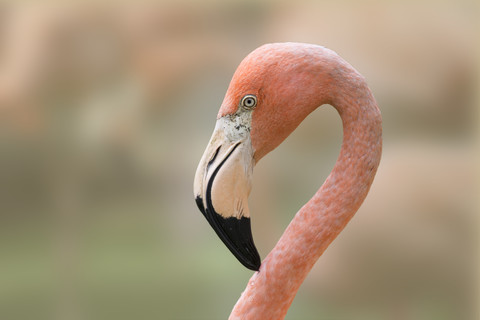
[229,72,382,320]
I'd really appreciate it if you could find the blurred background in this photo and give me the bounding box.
[0,1,478,319]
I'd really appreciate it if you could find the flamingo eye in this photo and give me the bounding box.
[240,95,257,109]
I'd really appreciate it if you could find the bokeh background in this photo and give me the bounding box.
[0,1,478,319]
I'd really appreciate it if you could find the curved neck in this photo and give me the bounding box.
[229,73,382,320]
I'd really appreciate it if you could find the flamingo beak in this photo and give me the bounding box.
[194,116,261,271]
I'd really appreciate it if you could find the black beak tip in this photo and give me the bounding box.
[243,254,261,271]
[214,215,261,271]
[195,195,261,271]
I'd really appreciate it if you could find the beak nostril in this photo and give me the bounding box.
[207,146,221,171]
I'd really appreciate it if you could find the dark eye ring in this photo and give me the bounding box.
[240,94,257,109]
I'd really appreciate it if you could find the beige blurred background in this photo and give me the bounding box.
[0,1,478,319]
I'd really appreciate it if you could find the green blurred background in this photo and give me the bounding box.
[0,1,478,319]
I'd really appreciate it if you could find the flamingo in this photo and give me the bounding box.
[194,42,382,319]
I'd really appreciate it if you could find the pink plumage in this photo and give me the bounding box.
[194,42,382,320]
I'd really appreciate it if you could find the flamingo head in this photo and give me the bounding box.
[193,43,336,270]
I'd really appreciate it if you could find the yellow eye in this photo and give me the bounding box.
[240,94,257,109]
